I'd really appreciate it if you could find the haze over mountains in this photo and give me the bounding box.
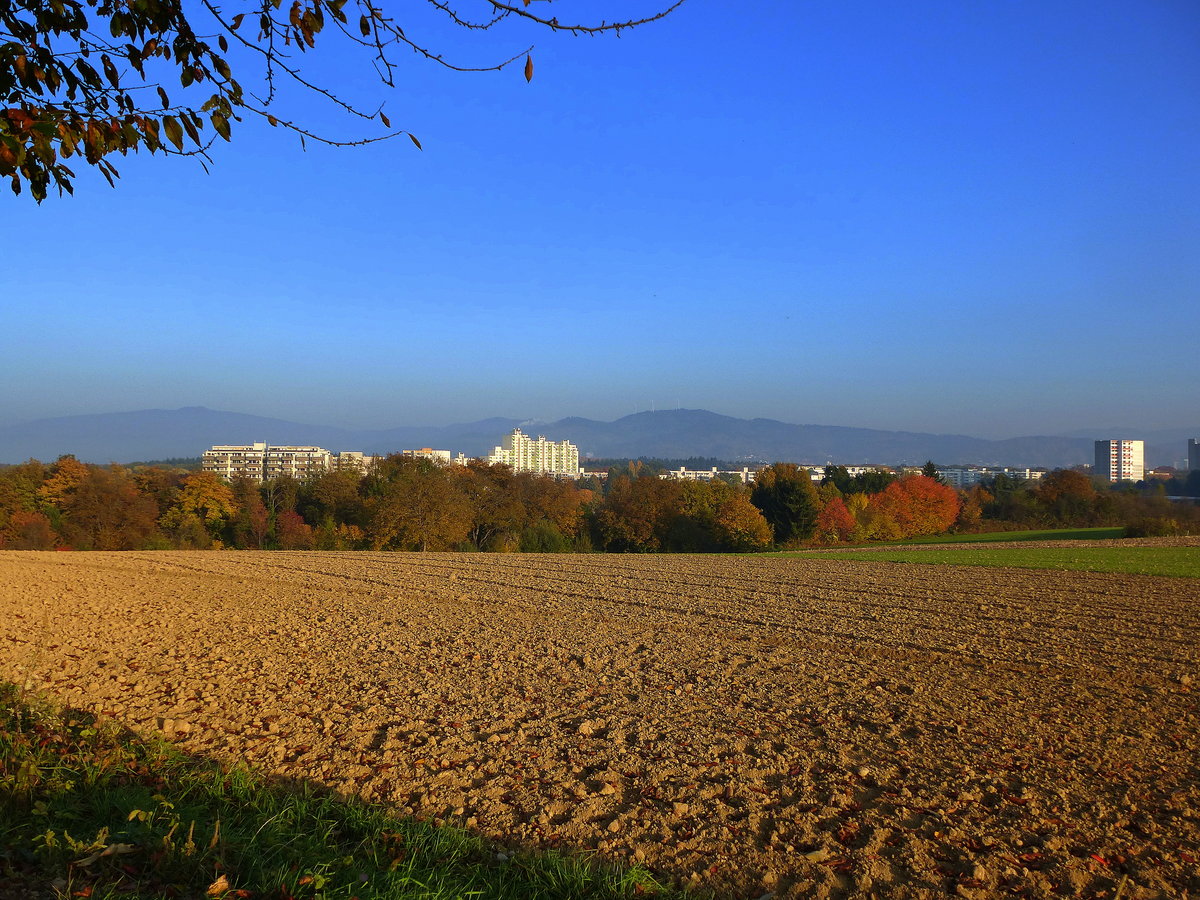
[2,407,1192,469]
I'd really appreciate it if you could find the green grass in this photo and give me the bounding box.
[758,527,1129,557]
[876,526,1127,545]
[812,546,1200,578]
[0,683,679,900]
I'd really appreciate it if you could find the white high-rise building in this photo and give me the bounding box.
[1094,439,1144,483]
[486,428,580,477]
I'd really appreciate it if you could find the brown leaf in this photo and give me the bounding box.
[408,133,422,150]
[524,54,533,83]
[206,874,231,897]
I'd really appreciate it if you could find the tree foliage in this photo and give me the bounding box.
[1,0,684,200]
[750,463,820,546]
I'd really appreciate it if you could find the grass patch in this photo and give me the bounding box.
[812,546,1200,578]
[878,526,1127,545]
[758,527,1128,556]
[0,683,677,900]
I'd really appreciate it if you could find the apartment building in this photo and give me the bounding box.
[332,451,381,474]
[660,466,758,484]
[202,442,269,480]
[203,443,374,481]
[1190,438,1199,472]
[486,428,580,477]
[400,448,468,466]
[935,466,1047,489]
[1094,439,1145,483]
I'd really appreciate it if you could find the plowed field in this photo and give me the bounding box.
[2,551,1197,899]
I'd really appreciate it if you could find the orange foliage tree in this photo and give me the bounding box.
[868,475,960,538]
[814,495,856,543]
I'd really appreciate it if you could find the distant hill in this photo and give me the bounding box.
[0,406,1191,469]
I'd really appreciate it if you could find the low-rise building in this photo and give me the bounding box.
[332,451,381,474]
[203,443,377,481]
[660,466,758,484]
[935,466,1047,489]
[400,448,468,466]
[202,442,268,480]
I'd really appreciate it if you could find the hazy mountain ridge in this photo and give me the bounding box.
[0,407,1191,469]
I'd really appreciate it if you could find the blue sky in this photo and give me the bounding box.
[3,0,1198,438]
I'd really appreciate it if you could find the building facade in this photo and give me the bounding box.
[400,448,468,466]
[1190,439,1199,472]
[1094,439,1145,483]
[486,428,580,477]
[935,466,1047,489]
[203,443,375,481]
[201,442,269,480]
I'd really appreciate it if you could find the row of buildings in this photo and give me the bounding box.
[201,429,581,482]
[202,433,1198,485]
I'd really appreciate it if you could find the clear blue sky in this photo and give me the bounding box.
[3,0,1197,438]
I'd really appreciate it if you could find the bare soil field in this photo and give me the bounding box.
[2,550,1198,899]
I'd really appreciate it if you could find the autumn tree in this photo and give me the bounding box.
[750,463,820,546]
[814,495,856,544]
[57,464,161,549]
[453,461,529,550]
[229,475,270,548]
[276,509,315,550]
[1033,469,1100,524]
[299,468,365,531]
[160,470,236,547]
[512,472,584,542]
[868,475,960,538]
[712,489,772,552]
[1,509,57,549]
[595,475,682,552]
[37,455,90,510]
[366,456,471,551]
[0,458,47,538]
[2,0,684,200]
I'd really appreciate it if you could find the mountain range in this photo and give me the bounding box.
[1,407,1193,470]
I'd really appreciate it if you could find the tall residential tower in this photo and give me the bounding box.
[1094,439,1144,483]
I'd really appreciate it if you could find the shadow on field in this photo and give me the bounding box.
[0,685,682,900]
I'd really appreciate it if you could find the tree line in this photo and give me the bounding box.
[0,455,1193,552]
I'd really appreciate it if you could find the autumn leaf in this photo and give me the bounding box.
[408,133,421,150]
[211,112,231,141]
[162,115,184,150]
[524,54,533,83]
